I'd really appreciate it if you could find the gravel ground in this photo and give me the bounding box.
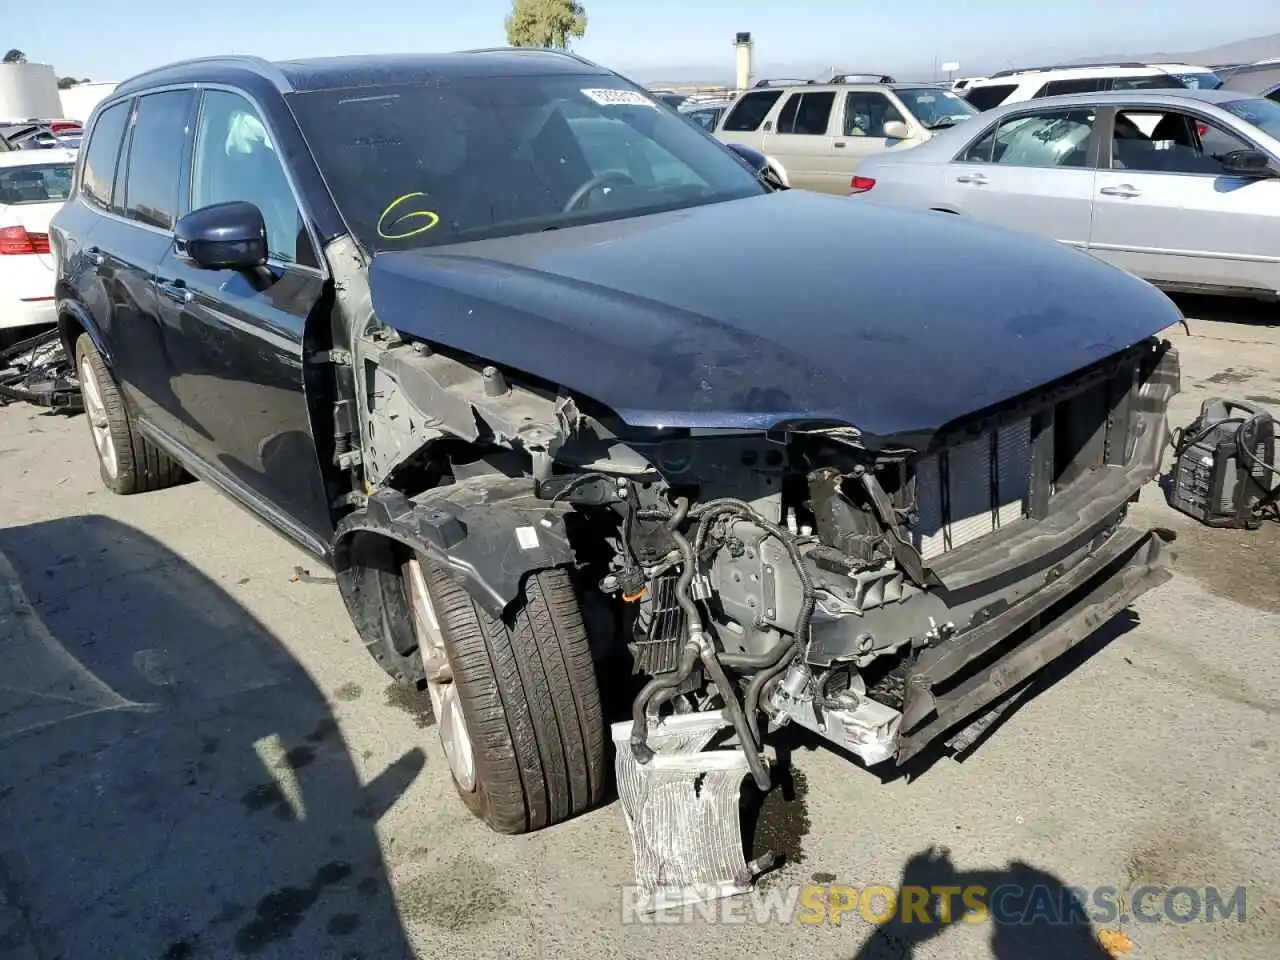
[1,299,1278,960]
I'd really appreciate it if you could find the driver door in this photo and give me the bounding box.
[154,87,334,546]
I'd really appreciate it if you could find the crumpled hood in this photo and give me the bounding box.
[367,189,1183,440]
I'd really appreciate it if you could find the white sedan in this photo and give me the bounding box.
[852,89,1280,300]
[0,147,75,348]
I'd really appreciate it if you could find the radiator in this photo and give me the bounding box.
[911,418,1033,560]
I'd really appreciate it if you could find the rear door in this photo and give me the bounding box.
[110,88,200,444]
[153,87,333,544]
[1090,106,1280,294]
[762,89,840,192]
[944,105,1101,248]
[715,89,784,152]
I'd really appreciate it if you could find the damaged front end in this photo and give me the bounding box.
[334,308,1178,768]
[323,290,1177,906]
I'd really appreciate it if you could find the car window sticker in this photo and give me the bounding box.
[580,89,660,109]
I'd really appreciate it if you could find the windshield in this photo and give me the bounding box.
[1172,70,1223,90]
[0,161,74,204]
[287,75,765,253]
[895,87,977,128]
[1222,97,1280,140]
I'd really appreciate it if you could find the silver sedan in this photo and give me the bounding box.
[853,89,1280,299]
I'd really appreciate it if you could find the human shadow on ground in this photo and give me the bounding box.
[849,845,1112,959]
[0,514,422,959]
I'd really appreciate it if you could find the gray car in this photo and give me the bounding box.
[854,89,1280,299]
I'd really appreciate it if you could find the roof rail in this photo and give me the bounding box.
[462,46,596,67]
[989,60,1150,78]
[752,78,815,88]
[115,54,284,90]
[828,73,895,84]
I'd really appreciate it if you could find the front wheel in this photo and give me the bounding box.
[402,557,606,834]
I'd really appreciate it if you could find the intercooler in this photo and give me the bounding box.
[910,418,1034,560]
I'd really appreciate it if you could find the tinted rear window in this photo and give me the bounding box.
[0,162,74,204]
[965,84,1017,111]
[1109,74,1184,91]
[81,101,130,209]
[723,90,783,131]
[1036,78,1105,97]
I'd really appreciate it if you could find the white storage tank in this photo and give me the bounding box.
[59,81,119,123]
[0,61,62,119]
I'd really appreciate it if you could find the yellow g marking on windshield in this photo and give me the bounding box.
[377,192,441,240]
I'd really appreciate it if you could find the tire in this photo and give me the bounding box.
[404,557,606,834]
[74,333,186,494]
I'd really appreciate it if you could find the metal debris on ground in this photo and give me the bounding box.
[0,329,81,414]
[290,565,337,585]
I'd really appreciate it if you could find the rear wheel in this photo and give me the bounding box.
[403,556,606,834]
[74,333,185,494]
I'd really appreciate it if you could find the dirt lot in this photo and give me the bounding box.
[2,299,1279,960]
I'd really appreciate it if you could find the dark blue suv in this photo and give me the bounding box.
[52,49,1183,839]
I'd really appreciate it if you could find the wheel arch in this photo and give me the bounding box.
[332,479,577,680]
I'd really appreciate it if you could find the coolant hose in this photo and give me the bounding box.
[700,645,772,792]
[629,639,700,764]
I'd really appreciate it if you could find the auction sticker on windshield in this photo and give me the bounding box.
[581,89,660,109]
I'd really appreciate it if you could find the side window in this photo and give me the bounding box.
[957,122,999,163]
[1110,74,1183,91]
[121,91,195,230]
[844,92,905,137]
[1035,78,1105,98]
[775,91,834,135]
[1111,109,1254,175]
[80,101,130,211]
[191,90,315,267]
[1267,88,1280,104]
[966,109,1096,168]
[964,84,1017,111]
[722,91,783,132]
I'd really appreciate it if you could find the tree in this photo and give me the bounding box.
[3,49,27,63]
[504,0,587,49]
[58,76,90,89]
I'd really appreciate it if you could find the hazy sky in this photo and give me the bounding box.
[10,0,1280,82]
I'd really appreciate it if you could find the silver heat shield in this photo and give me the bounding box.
[611,711,766,913]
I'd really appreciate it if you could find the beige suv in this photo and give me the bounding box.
[714,80,978,193]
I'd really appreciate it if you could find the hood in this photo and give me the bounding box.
[367,190,1183,442]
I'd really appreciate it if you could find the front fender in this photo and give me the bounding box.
[333,476,575,620]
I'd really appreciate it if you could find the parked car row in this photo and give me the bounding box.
[854,89,1280,300]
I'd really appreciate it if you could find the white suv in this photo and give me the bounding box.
[962,63,1218,111]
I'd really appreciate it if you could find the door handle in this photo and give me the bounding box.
[1100,184,1141,198]
[86,246,104,266]
[157,279,193,305]
[833,141,847,148]
[956,173,989,184]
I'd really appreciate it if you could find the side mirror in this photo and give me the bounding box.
[174,201,268,271]
[1220,148,1275,177]
[883,120,911,140]
[724,142,789,190]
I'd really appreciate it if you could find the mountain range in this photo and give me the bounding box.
[630,32,1280,88]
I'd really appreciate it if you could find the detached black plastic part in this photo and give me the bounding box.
[331,478,576,682]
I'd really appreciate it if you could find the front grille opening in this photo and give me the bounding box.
[909,358,1142,559]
